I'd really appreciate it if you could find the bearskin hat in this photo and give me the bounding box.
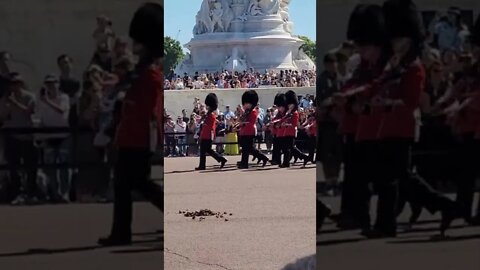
[382,0,424,44]
[472,14,480,46]
[129,2,164,58]
[205,93,218,111]
[274,93,287,107]
[347,4,387,46]
[242,90,259,106]
[285,90,298,108]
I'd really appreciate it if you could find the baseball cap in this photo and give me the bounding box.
[44,74,59,83]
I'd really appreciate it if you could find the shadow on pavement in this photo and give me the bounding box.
[0,232,163,258]
[387,233,480,244]
[317,237,365,246]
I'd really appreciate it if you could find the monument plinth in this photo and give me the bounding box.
[175,0,315,75]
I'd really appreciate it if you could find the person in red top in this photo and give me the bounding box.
[98,2,164,246]
[331,4,390,231]
[303,110,317,167]
[196,93,227,170]
[279,90,308,168]
[268,93,286,165]
[237,90,269,169]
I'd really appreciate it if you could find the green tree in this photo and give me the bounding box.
[298,35,316,63]
[164,36,184,72]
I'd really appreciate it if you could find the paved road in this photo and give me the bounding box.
[0,203,163,270]
[317,195,480,270]
[164,156,316,270]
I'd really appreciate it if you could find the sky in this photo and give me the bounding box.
[164,0,316,51]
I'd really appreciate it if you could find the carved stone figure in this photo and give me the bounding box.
[220,0,235,31]
[223,47,249,71]
[247,0,263,16]
[258,0,280,15]
[193,0,214,34]
[211,2,225,32]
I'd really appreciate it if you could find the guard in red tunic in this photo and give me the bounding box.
[332,3,390,231]
[269,93,286,165]
[279,90,307,168]
[98,2,164,246]
[303,109,317,167]
[237,90,269,169]
[196,93,227,170]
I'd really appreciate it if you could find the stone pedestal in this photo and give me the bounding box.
[175,0,315,75]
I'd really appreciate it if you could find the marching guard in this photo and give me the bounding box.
[237,90,269,169]
[269,93,287,165]
[196,93,228,171]
[279,90,308,168]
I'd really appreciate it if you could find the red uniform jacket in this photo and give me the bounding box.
[239,109,258,136]
[282,111,299,137]
[271,113,283,137]
[115,66,162,149]
[337,75,361,135]
[307,119,317,137]
[199,112,217,140]
[455,80,480,135]
[377,60,425,139]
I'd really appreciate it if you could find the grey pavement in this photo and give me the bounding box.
[0,203,163,270]
[164,156,316,270]
[317,195,480,270]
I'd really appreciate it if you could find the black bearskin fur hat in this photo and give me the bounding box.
[382,0,424,44]
[472,14,480,46]
[274,93,287,107]
[347,4,387,46]
[205,93,218,111]
[285,90,298,108]
[129,2,164,58]
[242,90,259,106]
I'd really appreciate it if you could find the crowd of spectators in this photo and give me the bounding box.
[164,94,316,158]
[0,15,136,205]
[164,69,316,90]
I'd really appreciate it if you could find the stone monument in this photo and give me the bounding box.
[175,0,315,75]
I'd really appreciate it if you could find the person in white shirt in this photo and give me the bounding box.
[1,72,39,205]
[175,116,187,156]
[37,74,71,202]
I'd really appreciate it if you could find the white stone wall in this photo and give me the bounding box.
[164,87,315,117]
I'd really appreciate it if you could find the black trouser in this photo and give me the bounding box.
[455,133,477,220]
[111,149,163,239]
[280,136,295,167]
[198,139,225,169]
[349,140,380,230]
[4,136,38,200]
[375,138,411,235]
[271,136,281,164]
[340,134,356,216]
[239,135,267,167]
[291,144,308,162]
[319,124,343,180]
[397,172,454,218]
[306,135,316,162]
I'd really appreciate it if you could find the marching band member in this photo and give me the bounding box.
[303,108,317,167]
[237,90,269,169]
[270,93,287,165]
[98,2,164,246]
[196,93,227,170]
[280,90,307,168]
[332,3,389,231]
